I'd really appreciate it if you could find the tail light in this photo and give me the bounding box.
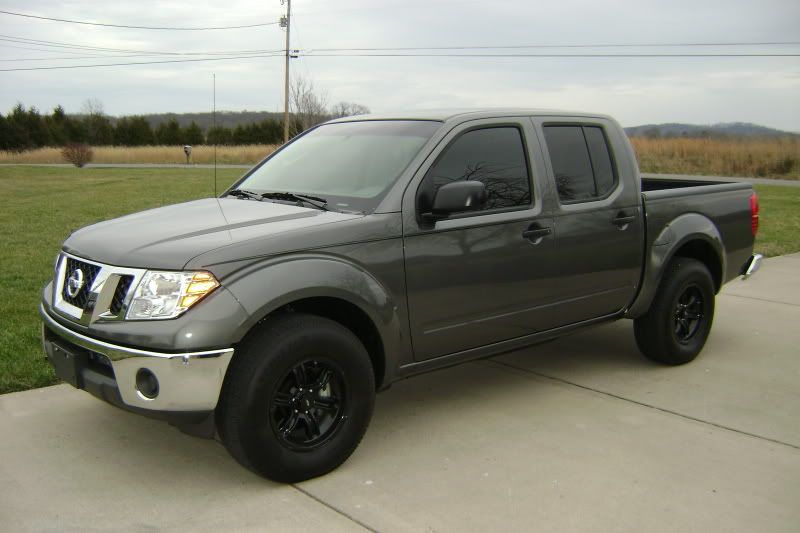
[749,193,759,236]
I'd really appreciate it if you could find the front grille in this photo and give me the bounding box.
[110,275,134,315]
[61,257,101,310]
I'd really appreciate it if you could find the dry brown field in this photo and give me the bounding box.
[1,138,798,179]
[0,145,278,165]
[629,137,799,179]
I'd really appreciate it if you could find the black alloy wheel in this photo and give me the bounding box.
[634,257,715,365]
[217,313,375,483]
[672,284,705,343]
[271,359,346,450]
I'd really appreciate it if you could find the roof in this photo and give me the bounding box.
[326,108,614,124]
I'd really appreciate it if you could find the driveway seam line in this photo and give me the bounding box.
[487,359,800,451]
[722,293,800,307]
[291,484,378,532]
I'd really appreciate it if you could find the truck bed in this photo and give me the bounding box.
[641,176,726,191]
[640,176,755,286]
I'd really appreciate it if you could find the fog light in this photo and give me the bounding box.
[135,368,159,399]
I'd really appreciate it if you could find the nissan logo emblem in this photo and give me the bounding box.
[66,268,85,298]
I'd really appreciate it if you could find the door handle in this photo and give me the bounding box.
[612,213,636,228]
[522,226,552,244]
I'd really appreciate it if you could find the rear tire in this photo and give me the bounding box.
[634,257,715,365]
[217,313,375,482]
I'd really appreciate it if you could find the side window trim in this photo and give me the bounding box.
[541,121,620,205]
[581,127,600,198]
[582,125,619,199]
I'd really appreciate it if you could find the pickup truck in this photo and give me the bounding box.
[40,109,762,482]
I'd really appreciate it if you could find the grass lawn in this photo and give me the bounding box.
[752,185,800,257]
[0,167,798,394]
[0,166,243,394]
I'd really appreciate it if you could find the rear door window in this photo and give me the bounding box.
[543,125,617,203]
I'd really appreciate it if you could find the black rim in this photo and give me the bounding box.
[269,359,346,450]
[673,284,705,343]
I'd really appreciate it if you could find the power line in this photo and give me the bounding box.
[0,35,172,54]
[0,9,279,30]
[0,50,286,61]
[3,32,797,60]
[2,51,795,71]
[299,52,800,58]
[0,42,121,55]
[0,54,213,62]
[304,41,800,52]
[0,54,284,72]
[0,35,283,57]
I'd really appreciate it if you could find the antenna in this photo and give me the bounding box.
[213,72,217,196]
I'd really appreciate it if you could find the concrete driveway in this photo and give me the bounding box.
[2,254,798,532]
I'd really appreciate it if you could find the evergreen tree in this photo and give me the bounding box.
[155,118,182,145]
[114,116,154,146]
[45,105,69,145]
[0,114,11,151]
[183,121,204,145]
[206,125,233,145]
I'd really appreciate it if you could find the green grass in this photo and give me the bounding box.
[753,185,800,257]
[0,166,242,394]
[0,167,798,395]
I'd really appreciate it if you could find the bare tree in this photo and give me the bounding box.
[81,98,104,117]
[80,98,113,145]
[329,101,371,119]
[289,76,329,135]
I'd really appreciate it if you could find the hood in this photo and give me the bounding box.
[63,198,361,270]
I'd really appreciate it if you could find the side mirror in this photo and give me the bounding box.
[423,180,487,221]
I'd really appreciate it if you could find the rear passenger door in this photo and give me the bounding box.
[535,118,643,322]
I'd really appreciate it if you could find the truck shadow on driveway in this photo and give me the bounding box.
[49,320,657,484]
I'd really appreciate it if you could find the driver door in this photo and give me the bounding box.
[402,119,561,361]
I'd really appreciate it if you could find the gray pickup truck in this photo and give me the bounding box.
[40,109,762,482]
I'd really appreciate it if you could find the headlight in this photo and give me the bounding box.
[126,271,219,320]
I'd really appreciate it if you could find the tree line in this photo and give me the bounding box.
[0,103,294,151]
[0,97,370,152]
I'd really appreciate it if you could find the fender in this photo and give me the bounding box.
[626,213,725,318]
[222,252,407,385]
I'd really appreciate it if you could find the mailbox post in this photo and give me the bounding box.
[183,145,192,164]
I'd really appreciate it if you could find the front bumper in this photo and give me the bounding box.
[40,304,234,413]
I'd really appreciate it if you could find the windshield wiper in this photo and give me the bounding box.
[227,189,264,201]
[261,191,329,211]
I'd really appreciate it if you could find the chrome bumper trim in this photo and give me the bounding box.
[40,304,233,411]
[742,253,763,279]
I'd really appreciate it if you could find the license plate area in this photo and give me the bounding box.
[47,340,88,388]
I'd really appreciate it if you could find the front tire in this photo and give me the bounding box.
[217,313,375,482]
[634,257,715,365]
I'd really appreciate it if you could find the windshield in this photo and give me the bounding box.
[232,120,441,212]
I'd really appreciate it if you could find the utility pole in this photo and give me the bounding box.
[281,0,292,144]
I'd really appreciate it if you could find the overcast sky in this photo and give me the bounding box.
[1,0,798,130]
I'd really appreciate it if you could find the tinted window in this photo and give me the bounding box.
[421,127,531,211]
[542,126,595,201]
[584,127,615,195]
[237,120,440,212]
[543,125,617,202]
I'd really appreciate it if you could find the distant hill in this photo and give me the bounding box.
[625,122,799,139]
[83,111,799,139]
